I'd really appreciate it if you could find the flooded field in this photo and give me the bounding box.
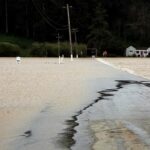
[73,80,150,150]
[0,58,150,150]
[99,58,150,80]
[0,58,117,150]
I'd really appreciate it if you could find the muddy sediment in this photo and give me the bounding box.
[100,58,150,80]
[59,80,150,149]
[1,58,150,150]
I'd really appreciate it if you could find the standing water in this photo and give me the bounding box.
[0,58,150,150]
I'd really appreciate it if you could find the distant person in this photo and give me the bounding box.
[103,50,108,57]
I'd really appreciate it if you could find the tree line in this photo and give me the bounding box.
[0,0,150,56]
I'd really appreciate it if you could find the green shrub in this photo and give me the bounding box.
[0,42,21,56]
[30,42,87,57]
[0,34,32,49]
[0,34,33,57]
[30,42,58,57]
[74,43,87,57]
[30,42,45,57]
[60,42,87,57]
[60,42,70,56]
[45,43,58,57]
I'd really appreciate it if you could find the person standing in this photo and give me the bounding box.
[103,50,108,57]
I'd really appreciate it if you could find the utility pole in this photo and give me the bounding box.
[5,0,8,33]
[72,28,78,58]
[63,4,73,61]
[56,33,62,64]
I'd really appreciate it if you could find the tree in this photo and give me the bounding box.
[1,0,150,55]
[125,1,150,46]
[87,2,111,52]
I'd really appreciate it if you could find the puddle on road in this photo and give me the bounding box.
[58,80,150,150]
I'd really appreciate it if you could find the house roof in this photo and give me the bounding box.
[126,46,136,50]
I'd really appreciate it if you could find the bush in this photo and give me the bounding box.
[0,35,88,57]
[30,42,45,57]
[30,42,58,57]
[60,42,87,57]
[0,42,21,56]
[45,43,58,57]
[0,34,33,49]
[30,42,87,57]
[0,34,33,56]
[74,43,87,57]
[30,42,86,57]
[60,42,70,56]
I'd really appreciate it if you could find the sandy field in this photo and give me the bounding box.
[93,58,150,150]
[99,58,150,80]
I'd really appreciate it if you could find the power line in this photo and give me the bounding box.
[34,0,68,28]
[32,0,57,30]
[32,0,68,31]
[33,0,68,30]
[41,2,68,28]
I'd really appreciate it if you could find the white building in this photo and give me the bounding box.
[147,48,150,54]
[126,46,136,56]
[126,46,150,57]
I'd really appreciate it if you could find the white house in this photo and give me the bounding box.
[147,48,150,54]
[126,46,136,56]
[126,46,150,57]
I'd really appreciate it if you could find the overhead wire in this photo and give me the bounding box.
[32,0,68,30]
[31,0,68,31]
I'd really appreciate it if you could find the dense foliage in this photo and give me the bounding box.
[0,0,150,56]
[0,35,87,57]
[0,42,21,56]
[30,42,87,57]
